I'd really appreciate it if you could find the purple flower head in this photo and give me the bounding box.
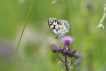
[70,48,76,55]
[51,44,57,53]
[63,50,69,55]
[61,36,74,50]
[61,36,74,44]
[56,46,63,53]
[74,53,80,59]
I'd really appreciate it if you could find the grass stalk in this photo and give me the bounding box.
[16,0,35,53]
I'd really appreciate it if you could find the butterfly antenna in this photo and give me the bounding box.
[49,37,56,43]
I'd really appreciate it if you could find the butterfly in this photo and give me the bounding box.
[47,18,70,39]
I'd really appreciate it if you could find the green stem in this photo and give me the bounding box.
[65,55,69,71]
[56,52,64,63]
[16,0,35,53]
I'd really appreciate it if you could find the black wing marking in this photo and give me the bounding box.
[48,18,60,34]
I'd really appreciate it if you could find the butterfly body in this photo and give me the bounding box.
[48,18,70,39]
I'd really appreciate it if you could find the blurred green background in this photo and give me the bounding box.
[0,0,106,71]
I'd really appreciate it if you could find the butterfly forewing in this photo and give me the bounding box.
[48,18,70,39]
[48,18,60,34]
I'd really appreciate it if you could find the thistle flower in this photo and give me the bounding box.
[69,48,76,55]
[63,50,69,55]
[61,36,74,50]
[61,36,74,44]
[56,46,63,53]
[50,36,80,71]
[51,44,63,53]
[74,53,80,59]
[51,44,57,53]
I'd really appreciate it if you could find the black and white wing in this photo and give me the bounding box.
[48,18,60,35]
[48,18,70,39]
[57,19,70,38]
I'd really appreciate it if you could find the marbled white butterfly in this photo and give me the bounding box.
[48,18,70,39]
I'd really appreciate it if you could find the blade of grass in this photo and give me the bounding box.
[16,0,35,53]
